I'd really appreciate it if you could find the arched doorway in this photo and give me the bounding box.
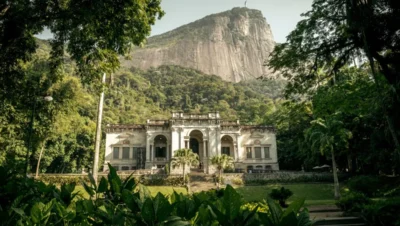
[189,138,199,155]
[189,130,203,169]
[221,135,234,158]
[154,135,167,163]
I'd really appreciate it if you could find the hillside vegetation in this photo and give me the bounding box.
[105,65,286,124]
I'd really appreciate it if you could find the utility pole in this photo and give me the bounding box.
[93,73,106,184]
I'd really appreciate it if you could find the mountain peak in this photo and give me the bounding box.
[122,8,276,82]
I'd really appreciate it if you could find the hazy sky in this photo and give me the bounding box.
[37,0,313,43]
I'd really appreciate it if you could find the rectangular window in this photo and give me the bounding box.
[155,147,166,158]
[122,147,130,159]
[246,147,252,159]
[222,147,230,155]
[264,147,270,158]
[113,147,120,159]
[132,147,138,159]
[255,147,262,158]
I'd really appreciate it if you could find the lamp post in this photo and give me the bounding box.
[25,95,53,175]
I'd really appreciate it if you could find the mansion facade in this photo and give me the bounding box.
[104,112,279,174]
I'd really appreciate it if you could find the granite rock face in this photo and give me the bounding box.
[122,7,276,82]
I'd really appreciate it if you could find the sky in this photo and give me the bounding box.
[37,0,313,43]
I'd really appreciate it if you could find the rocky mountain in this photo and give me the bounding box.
[122,7,276,82]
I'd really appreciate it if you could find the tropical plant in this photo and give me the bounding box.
[269,187,293,207]
[170,148,199,191]
[210,154,235,189]
[304,116,352,199]
[258,198,313,226]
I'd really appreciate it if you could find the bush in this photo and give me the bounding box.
[347,175,380,197]
[336,192,371,212]
[269,187,293,207]
[231,177,244,186]
[362,198,400,226]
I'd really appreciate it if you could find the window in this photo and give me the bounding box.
[247,165,253,173]
[155,147,166,158]
[264,147,270,158]
[113,147,120,159]
[222,147,230,155]
[121,166,130,171]
[246,147,252,159]
[132,147,138,159]
[255,147,262,158]
[122,147,130,159]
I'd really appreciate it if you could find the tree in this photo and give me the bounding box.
[170,148,199,191]
[210,154,234,189]
[268,0,400,156]
[304,116,352,199]
[269,0,400,96]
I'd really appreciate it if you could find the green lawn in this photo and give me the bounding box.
[236,183,336,206]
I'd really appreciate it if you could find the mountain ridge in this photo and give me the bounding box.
[122,7,276,82]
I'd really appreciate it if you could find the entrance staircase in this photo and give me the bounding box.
[309,205,366,226]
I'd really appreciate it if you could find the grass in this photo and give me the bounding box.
[236,183,336,206]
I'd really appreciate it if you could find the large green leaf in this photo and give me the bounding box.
[223,185,242,221]
[267,198,283,225]
[141,198,155,223]
[279,211,299,226]
[30,202,45,224]
[282,198,305,218]
[97,177,108,193]
[153,193,172,222]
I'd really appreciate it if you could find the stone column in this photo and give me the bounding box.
[171,128,179,154]
[216,128,221,156]
[235,134,240,161]
[146,134,151,162]
[178,128,182,149]
[166,142,170,160]
[150,142,154,162]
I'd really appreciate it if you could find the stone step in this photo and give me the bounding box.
[308,205,341,212]
[313,217,365,226]
[310,211,344,219]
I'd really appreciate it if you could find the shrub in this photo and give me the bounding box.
[336,192,371,212]
[231,177,244,186]
[269,187,293,207]
[347,175,380,197]
[362,198,400,226]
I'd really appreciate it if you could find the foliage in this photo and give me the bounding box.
[269,187,293,207]
[304,116,352,199]
[258,198,313,226]
[347,175,380,197]
[210,154,234,189]
[171,148,199,191]
[336,192,371,212]
[0,164,314,225]
[362,198,400,226]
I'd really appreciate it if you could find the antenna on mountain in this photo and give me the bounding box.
[244,0,247,7]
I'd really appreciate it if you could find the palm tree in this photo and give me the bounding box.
[210,154,234,189]
[304,116,352,199]
[170,148,199,190]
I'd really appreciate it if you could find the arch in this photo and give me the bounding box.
[221,135,234,158]
[189,130,203,155]
[154,135,167,158]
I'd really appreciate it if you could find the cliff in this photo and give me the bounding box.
[122,7,276,82]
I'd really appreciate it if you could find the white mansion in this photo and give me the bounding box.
[104,112,279,174]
